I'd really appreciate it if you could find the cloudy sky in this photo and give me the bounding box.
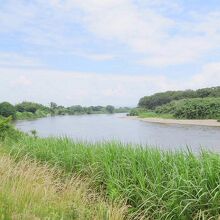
[1,0,220,106]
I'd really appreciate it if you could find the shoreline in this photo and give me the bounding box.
[127,116,220,127]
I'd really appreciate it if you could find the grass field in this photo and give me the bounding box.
[138,111,174,119]
[2,132,220,219]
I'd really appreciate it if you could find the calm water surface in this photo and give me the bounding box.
[15,114,220,152]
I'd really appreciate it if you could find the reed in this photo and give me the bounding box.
[3,134,220,219]
[0,151,128,220]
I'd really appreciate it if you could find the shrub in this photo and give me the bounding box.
[15,102,50,114]
[0,102,16,118]
[15,111,35,120]
[128,108,139,116]
[0,117,12,140]
[156,98,220,119]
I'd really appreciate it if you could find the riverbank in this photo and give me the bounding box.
[128,116,220,127]
[0,151,126,220]
[2,118,220,219]
[2,130,220,219]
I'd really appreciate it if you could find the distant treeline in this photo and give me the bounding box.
[139,86,220,109]
[49,102,130,115]
[0,101,130,120]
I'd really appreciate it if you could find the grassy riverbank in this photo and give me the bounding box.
[2,126,220,219]
[0,152,126,220]
[138,111,174,119]
[128,108,174,119]
[129,97,220,122]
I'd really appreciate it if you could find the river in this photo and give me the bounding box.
[15,113,220,152]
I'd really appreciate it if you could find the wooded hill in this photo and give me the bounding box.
[137,87,220,119]
[139,86,220,109]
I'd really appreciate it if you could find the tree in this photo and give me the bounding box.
[67,105,84,114]
[15,102,48,113]
[0,102,16,118]
[138,87,220,109]
[86,107,92,114]
[106,105,115,114]
[50,102,57,109]
[56,106,66,115]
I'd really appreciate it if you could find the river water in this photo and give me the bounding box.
[15,114,220,152]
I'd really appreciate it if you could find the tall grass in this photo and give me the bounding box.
[0,151,128,220]
[3,134,220,219]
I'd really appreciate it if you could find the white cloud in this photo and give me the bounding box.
[0,67,179,106]
[52,0,220,66]
[141,0,182,11]
[76,52,116,61]
[191,62,220,88]
[1,0,220,67]
[0,0,36,33]
[10,75,32,87]
[73,0,174,51]
[0,63,220,106]
[0,52,41,68]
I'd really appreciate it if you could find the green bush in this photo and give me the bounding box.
[128,108,148,116]
[0,117,14,140]
[15,102,50,114]
[35,109,47,117]
[16,111,35,120]
[156,98,220,119]
[128,108,139,116]
[0,102,16,118]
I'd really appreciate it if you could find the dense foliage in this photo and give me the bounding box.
[128,108,140,116]
[0,117,12,140]
[0,116,21,140]
[135,86,220,120]
[156,98,220,119]
[15,101,50,113]
[0,102,16,118]
[139,86,220,109]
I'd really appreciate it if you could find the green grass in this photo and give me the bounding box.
[128,108,175,119]
[138,111,175,119]
[0,152,127,220]
[2,133,220,219]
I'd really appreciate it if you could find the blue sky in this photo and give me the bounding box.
[1,0,220,106]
